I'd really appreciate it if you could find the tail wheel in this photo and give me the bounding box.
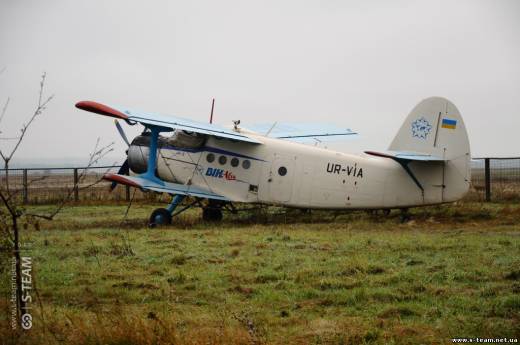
[202,208,223,222]
[149,208,172,227]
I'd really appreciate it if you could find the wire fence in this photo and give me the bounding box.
[469,157,520,202]
[0,158,519,204]
[0,165,153,204]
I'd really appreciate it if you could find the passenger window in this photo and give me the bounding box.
[242,160,251,169]
[231,157,239,167]
[278,166,287,176]
[206,153,215,163]
[218,155,227,165]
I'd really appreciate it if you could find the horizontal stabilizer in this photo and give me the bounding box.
[365,150,445,162]
[365,150,445,193]
[76,101,261,144]
[103,173,229,201]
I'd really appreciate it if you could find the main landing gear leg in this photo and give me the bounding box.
[202,200,223,222]
[149,195,185,227]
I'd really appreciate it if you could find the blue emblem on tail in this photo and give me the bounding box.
[411,117,432,139]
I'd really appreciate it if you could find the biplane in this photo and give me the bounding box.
[76,97,471,226]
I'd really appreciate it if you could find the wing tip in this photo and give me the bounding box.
[75,101,128,120]
[103,173,141,188]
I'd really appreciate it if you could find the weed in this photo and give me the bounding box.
[167,271,187,284]
[504,270,520,281]
[171,254,188,265]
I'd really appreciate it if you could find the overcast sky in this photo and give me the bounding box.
[0,0,519,165]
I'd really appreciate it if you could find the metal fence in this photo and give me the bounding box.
[469,157,520,202]
[1,158,519,204]
[0,165,149,204]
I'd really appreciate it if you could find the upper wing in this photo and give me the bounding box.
[245,122,357,143]
[75,101,262,144]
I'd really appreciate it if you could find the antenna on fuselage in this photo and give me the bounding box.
[209,98,215,124]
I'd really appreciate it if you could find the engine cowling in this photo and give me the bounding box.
[127,131,206,174]
[127,135,152,174]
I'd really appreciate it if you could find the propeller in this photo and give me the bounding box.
[115,119,130,147]
[111,120,131,191]
[110,159,130,190]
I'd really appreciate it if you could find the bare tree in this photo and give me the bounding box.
[0,73,113,329]
[0,74,53,191]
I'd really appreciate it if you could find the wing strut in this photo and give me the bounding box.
[142,125,172,184]
[366,150,425,194]
[397,160,424,194]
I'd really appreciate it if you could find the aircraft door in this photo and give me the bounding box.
[269,155,295,203]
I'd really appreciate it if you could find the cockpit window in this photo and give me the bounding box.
[167,130,206,148]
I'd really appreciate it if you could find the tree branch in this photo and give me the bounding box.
[25,140,114,221]
[0,97,10,161]
[0,96,9,129]
[5,174,49,203]
[7,73,54,163]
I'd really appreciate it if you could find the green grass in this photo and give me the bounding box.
[1,202,520,344]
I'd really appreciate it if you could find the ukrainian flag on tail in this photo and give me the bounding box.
[441,118,457,129]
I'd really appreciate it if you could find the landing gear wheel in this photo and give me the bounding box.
[202,208,223,222]
[400,208,410,223]
[149,208,172,227]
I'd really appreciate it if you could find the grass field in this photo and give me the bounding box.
[1,202,519,344]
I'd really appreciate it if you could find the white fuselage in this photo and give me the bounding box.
[154,130,469,209]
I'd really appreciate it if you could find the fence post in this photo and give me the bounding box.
[22,169,28,204]
[484,158,491,202]
[73,168,79,202]
[125,185,130,202]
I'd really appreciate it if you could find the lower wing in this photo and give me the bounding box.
[103,173,229,201]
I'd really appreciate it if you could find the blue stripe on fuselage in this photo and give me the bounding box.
[162,144,265,161]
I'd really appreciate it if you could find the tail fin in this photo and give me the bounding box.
[389,97,470,159]
[389,97,471,202]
